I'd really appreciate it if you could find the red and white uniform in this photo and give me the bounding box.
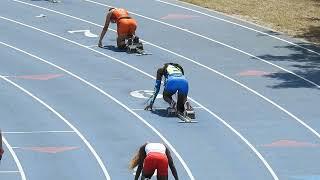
[143,143,168,176]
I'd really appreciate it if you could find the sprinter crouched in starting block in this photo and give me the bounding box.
[145,63,195,119]
[98,7,137,49]
[129,142,179,180]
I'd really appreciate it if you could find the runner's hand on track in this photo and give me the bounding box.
[144,104,153,111]
[98,41,103,48]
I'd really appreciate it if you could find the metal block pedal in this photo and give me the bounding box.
[185,110,195,119]
[177,112,198,123]
[167,107,177,117]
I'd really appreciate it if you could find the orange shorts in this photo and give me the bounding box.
[117,18,137,37]
[143,152,168,176]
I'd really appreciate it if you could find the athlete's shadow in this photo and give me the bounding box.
[100,45,127,53]
[151,108,175,118]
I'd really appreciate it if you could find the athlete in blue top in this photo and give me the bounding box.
[145,63,189,113]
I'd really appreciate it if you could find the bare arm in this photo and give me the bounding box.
[98,11,112,47]
[166,148,179,180]
[134,144,147,180]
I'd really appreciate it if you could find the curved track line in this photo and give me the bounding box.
[0,42,195,180]
[0,75,111,180]
[155,0,320,56]
[84,0,320,88]
[2,136,27,180]
[0,17,279,180]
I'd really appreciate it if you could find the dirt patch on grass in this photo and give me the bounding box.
[181,0,320,45]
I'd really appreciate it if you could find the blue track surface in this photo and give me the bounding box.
[0,0,320,179]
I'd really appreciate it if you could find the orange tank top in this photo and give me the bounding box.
[111,8,130,22]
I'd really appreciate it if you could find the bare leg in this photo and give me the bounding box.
[157,175,168,180]
[163,90,174,105]
[141,171,153,180]
[177,92,187,113]
[117,35,127,49]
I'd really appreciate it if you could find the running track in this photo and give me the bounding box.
[0,0,320,179]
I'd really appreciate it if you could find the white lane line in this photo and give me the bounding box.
[0,76,111,180]
[0,18,278,180]
[84,0,320,88]
[155,0,320,56]
[0,171,20,173]
[11,147,21,149]
[3,131,75,134]
[2,137,26,180]
[0,42,195,180]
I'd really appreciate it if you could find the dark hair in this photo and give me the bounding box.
[108,7,115,11]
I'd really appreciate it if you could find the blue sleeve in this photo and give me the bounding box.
[150,80,161,105]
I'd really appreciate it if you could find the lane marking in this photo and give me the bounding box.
[261,140,320,148]
[237,70,273,76]
[3,130,75,134]
[0,42,195,180]
[14,74,64,80]
[2,137,26,180]
[68,29,98,38]
[160,14,200,20]
[0,19,278,179]
[0,75,111,180]
[155,0,320,56]
[130,90,163,99]
[35,14,46,18]
[85,0,320,88]
[0,171,20,173]
[15,146,80,153]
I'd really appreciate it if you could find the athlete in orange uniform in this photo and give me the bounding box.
[130,142,179,180]
[98,8,137,49]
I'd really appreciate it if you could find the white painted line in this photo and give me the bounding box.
[0,75,111,180]
[68,30,98,38]
[84,0,320,88]
[156,0,320,56]
[10,147,21,149]
[3,131,75,134]
[0,171,20,173]
[2,137,26,180]
[0,19,277,180]
[0,41,195,180]
[35,14,46,18]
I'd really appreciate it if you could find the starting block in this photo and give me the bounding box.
[166,101,197,123]
[126,36,152,56]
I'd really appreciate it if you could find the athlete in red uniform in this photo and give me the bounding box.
[130,142,179,180]
[98,8,137,49]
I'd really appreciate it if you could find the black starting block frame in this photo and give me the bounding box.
[126,36,152,56]
[167,107,198,123]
